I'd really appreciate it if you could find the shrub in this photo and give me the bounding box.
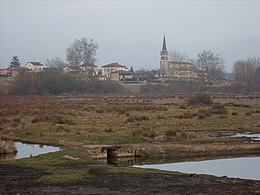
[165,130,176,137]
[198,114,206,119]
[132,129,155,140]
[179,104,187,109]
[126,115,149,122]
[31,116,41,123]
[197,109,211,117]
[175,112,195,119]
[95,108,105,114]
[231,112,238,115]
[157,115,166,119]
[211,104,228,115]
[105,128,112,133]
[8,71,125,95]
[245,112,252,116]
[219,115,227,119]
[188,93,213,105]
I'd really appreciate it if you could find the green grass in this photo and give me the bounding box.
[0,147,176,184]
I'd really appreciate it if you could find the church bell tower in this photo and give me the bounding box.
[160,35,169,77]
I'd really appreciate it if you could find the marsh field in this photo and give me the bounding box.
[1,94,260,194]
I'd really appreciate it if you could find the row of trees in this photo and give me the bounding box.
[8,71,125,95]
[233,57,260,92]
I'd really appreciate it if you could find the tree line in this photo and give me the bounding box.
[233,57,260,92]
[6,36,260,93]
[8,71,125,95]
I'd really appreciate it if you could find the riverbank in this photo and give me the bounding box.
[1,94,260,193]
[1,164,260,194]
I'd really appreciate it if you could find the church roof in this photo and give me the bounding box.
[162,35,167,52]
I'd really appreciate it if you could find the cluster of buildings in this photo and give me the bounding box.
[0,61,134,82]
[1,36,207,83]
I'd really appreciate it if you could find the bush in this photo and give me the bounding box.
[231,112,238,116]
[179,104,187,109]
[198,114,206,119]
[219,115,227,119]
[127,115,149,122]
[245,112,252,116]
[132,129,155,140]
[175,112,195,119]
[211,104,228,115]
[165,130,176,137]
[8,71,125,95]
[188,93,213,105]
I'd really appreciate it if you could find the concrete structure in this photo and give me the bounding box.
[159,36,198,79]
[102,62,128,79]
[25,62,44,72]
[110,71,133,81]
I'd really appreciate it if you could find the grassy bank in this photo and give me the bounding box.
[1,147,169,184]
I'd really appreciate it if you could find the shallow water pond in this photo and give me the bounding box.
[134,156,260,180]
[232,132,260,141]
[0,142,60,160]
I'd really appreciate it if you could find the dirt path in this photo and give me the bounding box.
[1,164,260,194]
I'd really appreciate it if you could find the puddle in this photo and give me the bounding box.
[134,156,260,180]
[0,142,60,160]
[232,132,260,141]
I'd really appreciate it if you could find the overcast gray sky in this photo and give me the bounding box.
[0,0,259,71]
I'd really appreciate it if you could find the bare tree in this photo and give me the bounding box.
[169,50,190,62]
[66,37,98,67]
[45,56,66,68]
[194,50,225,82]
[233,57,260,91]
[255,67,260,91]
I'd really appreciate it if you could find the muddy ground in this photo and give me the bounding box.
[1,164,260,195]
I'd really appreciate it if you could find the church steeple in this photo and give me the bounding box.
[160,35,169,77]
[162,35,167,53]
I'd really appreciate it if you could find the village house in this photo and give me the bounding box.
[0,67,23,77]
[110,70,133,81]
[79,63,98,76]
[25,62,44,72]
[62,66,79,73]
[63,64,98,76]
[0,69,10,77]
[102,62,128,79]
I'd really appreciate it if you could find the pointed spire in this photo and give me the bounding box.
[162,35,167,52]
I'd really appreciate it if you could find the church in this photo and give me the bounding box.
[159,36,198,79]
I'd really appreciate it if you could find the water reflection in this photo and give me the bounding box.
[134,156,260,180]
[0,142,60,160]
